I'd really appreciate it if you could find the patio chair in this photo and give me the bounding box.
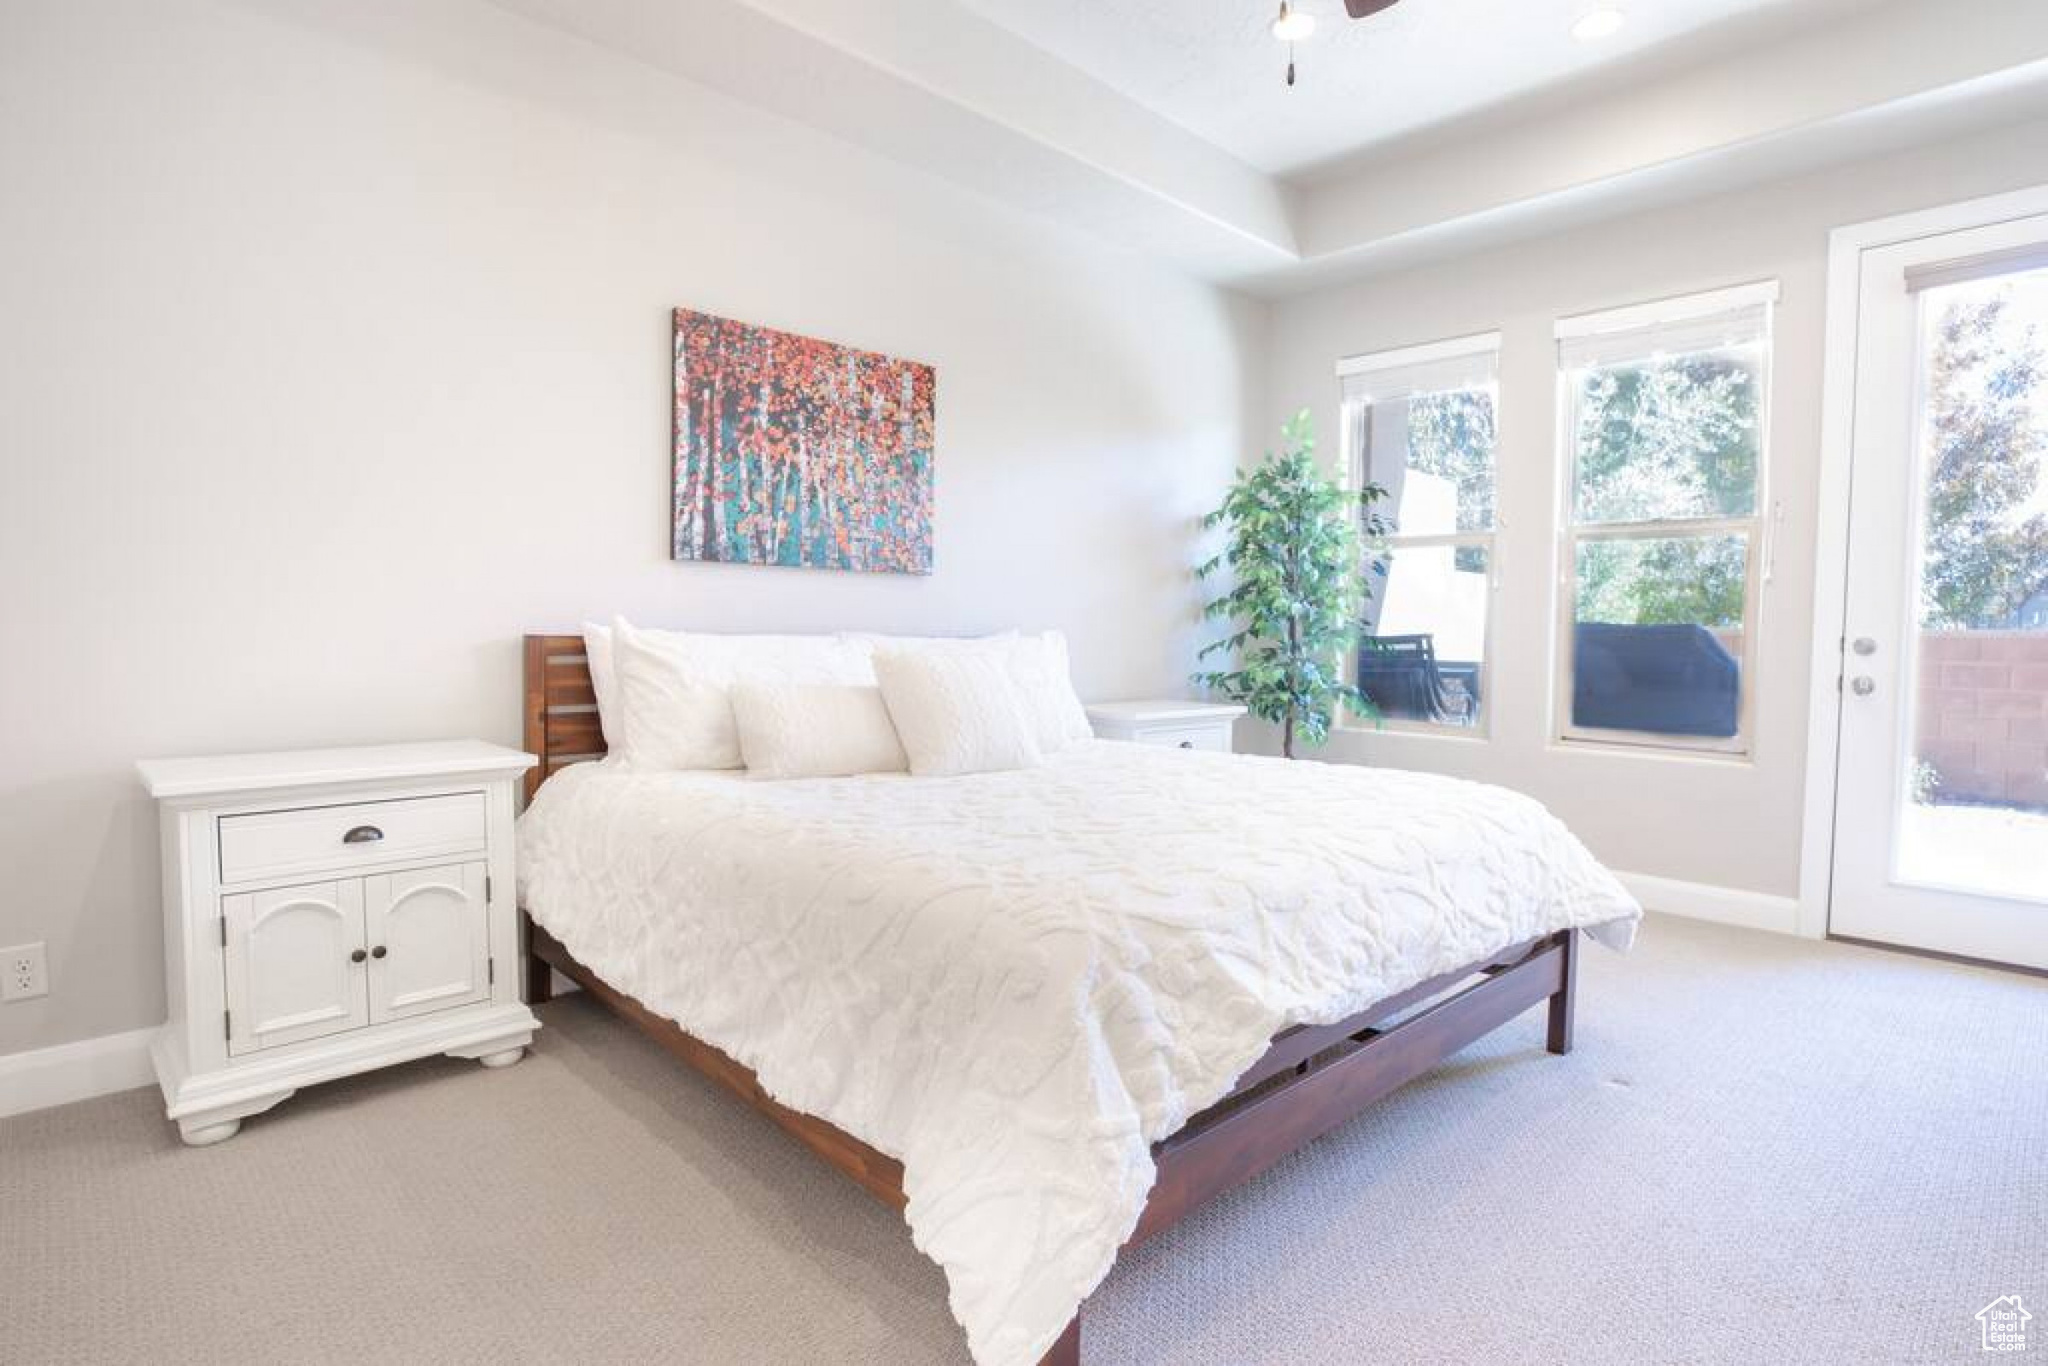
[1357,633,1476,725]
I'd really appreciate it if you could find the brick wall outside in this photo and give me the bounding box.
[1916,630,2048,807]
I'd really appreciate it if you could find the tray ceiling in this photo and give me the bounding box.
[956,0,1894,176]
[491,0,2048,292]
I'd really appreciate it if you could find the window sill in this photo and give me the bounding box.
[1339,719,1491,742]
[1549,732,1754,765]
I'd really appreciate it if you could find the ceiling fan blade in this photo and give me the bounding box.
[1344,0,1402,16]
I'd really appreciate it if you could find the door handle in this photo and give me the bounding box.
[1852,637,1878,656]
[1851,676,1876,696]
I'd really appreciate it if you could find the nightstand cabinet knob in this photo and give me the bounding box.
[350,948,367,964]
[370,945,387,959]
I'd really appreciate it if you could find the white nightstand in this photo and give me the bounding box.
[1085,700,1246,753]
[137,740,540,1145]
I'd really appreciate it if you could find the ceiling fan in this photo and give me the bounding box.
[1273,0,1402,87]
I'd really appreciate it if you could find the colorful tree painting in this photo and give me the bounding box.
[673,310,936,574]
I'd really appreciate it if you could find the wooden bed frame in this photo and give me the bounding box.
[518,634,1579,1365]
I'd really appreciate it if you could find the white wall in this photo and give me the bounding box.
[1265,117,2048,903]
[0,0,1265,1056]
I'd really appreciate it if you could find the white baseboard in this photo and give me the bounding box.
[1,974,577,1123]
[1616,870,1802,936]
[0,1025,158,1120]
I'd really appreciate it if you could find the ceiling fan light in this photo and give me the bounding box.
[1271,5,1317,42]
[1571,7,1626,42]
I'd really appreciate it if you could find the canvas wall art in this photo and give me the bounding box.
[672,309,936,574]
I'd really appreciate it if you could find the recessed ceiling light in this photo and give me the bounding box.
[1271,2,1317,42]
[1571,6,1626,42]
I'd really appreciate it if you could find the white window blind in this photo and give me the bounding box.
[1904,242,2048,293]
[1338,332,1499,403]
[1556,281,1777,371]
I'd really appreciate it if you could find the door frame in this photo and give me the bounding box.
[1798,182,2048,940]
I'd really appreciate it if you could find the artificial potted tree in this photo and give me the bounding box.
[1195,410,1390,758]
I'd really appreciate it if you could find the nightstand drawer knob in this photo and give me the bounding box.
[1178,740,1193,749]
[342,825,384,844]
[350,948,367,964]
[371,945,387,959]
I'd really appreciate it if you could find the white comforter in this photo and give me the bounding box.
[517,741,1638,1365]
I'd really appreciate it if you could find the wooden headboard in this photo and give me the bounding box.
[522,634,606,802]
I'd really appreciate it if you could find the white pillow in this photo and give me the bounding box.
[873,649,1045,777]
[1009,631,1093,748]
[612,620,873,771]
[849,630,1090,752]
[730,683,908,780]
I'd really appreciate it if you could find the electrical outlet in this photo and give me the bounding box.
[2,942,48,1001]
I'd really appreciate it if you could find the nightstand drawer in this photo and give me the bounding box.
[218,793,486,883]
[1130,723,1232,752]
[1086,700,1244,754]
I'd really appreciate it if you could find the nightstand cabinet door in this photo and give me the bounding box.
[363,862,489,1024]
[223,880,369,1056]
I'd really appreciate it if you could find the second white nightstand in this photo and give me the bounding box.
[1085,700,1246,753]
[137,740,540,1145]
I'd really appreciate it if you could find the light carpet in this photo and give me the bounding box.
[3,913,2043,1364]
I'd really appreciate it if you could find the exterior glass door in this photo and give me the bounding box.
[1831,215,2048,970]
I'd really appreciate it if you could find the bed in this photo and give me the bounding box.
[515,634,1639,1365]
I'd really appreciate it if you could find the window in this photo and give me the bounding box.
[1555,282,1776,752]
[1339,332,1500,732]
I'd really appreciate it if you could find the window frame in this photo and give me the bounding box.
[1551,281,1779,758]
[1336,331,1503,739]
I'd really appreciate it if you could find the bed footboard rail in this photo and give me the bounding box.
[1127,929,1574,1245]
